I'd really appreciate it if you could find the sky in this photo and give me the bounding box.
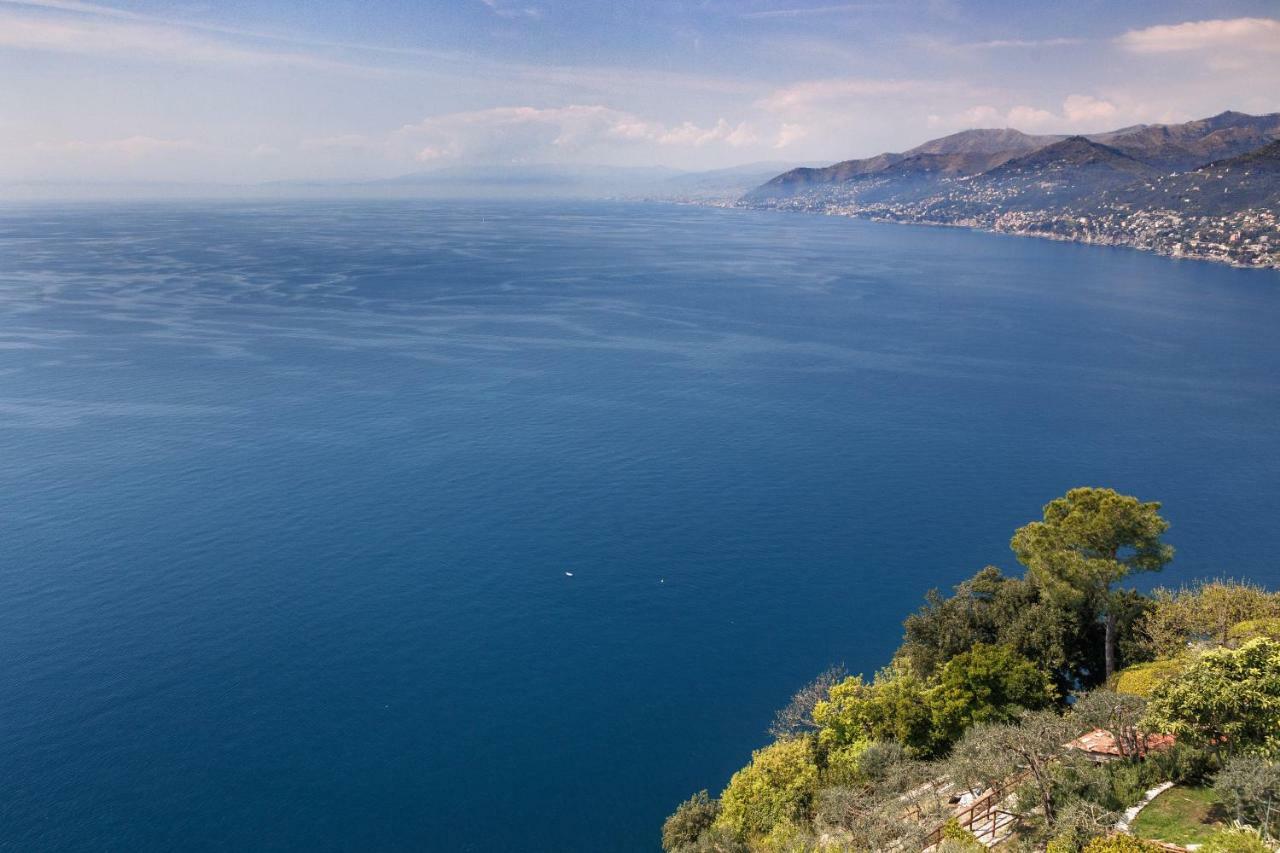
[2,0,1279,184]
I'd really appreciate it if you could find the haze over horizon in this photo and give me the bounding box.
[3,0,1280,186]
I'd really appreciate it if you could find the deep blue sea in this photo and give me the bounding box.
[1,200,1279,851]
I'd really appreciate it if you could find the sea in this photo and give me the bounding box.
[1,200,1279,851]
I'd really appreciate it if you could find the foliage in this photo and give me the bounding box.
[851,740,906,783]
[899,565,1101,692]
[1230,618,1280,646]
[813,670,933,755]
[1146,742,1216,786]
[929,643,1056,750]
[675,825,749,853]
[769,665,848,740]
[755,819,815,853]
[1046,800,1122,852]
[818,740,870,787]
[715,738,819,840]
[1144,639,1280,754]
[664,791,722,852]
[948,709,1079,826]
[1199,825,1275,853]
[1073,689,1148,760]
[940,817,983,849]
[1080,836,1165,852]
[1011,487,1173,678]
[1140,580,1280,658]
[814,646,1053,758]
[1214,756,1280,839]
[1113,658,1189,697]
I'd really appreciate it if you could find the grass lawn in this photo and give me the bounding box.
[1131,785,1228,846]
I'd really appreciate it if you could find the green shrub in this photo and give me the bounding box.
[1113,658,1187,697]
[663,790,721,852]
[1199,825,1273,853]
[1228,617,1280,646]
[715,738,819,840]
[1149,743,1216,785]
[940,817,983,849]
[819,740,869,787]
[1081,835,1165,852]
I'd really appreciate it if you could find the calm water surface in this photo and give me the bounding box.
[1,201,1278,851]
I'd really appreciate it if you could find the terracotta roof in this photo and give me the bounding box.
[1065,728,1175,757]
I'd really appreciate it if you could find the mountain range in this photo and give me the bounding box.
[741,111,1280,269]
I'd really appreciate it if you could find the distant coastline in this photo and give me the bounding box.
[736,112,1280,271]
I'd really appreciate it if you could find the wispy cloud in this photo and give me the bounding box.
[478,0,541,20]
[34,135,199,155]
[0,8,378,71]
[757,77,948,113]
[385,105,761,164]
[1117,17,1280,53]
[740,3,885,20]
[961,37,1084,49]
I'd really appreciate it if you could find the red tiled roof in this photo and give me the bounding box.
[1065,728,1175,757]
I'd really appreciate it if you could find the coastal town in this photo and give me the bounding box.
[739,191,1280,270]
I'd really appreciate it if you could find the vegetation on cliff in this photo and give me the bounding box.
[664,487,1280,852]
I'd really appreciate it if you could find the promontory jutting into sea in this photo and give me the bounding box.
[1,3,1278,853]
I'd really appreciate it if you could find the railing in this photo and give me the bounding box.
[920,771,1030,849]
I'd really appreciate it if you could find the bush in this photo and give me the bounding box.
[819,740,869,787]
[1144,639,1280,753]
[1107,762,1155,810]
[1080,835,1165,852]
[1199,825,1274,853]
[715,738,819,840]
[1149,743,1216,785]
[1113,658,1187,697]
[1228,618,1280,646]
[663,791,721,852]
[677,825,748,853]
[940,817,983,849]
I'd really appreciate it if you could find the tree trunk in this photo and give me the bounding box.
[1104,610,1117,681]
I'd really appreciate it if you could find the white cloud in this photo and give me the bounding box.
[0,9,368,70]
[774,123,809,148]
[757,78,931,113]
[385,105,763,164]
[1005,105,1057,129]
[1118,17,1280,54]
[740,4,886,20]
[961,37,1084,49]
[1061,94,1118,125]
[478,0,541,20]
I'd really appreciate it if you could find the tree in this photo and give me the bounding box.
[813,669,934,756]
[928,643,1056,750]
[768,665,847,740]
[1046,801,1122,852]
[1073,689,1148,760]
[949,710,1078,828]
[714,738,819,840]
[1012,487,1173,679]
[1144,638,1280,754]
[663,791,722,852]
[899,566,1101,693]
[1214,756,1280,839]
[1140,580,1280,658]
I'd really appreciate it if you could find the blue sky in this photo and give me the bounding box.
[2,0,1279,182]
